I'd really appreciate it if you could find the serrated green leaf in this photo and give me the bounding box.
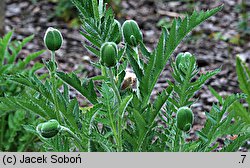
[0,31,13,64]
[153,86,173,117]
[92,0,99,21]
[236,56,250,105]
[119,95,133,118]
[126,46,143,82]
[233,102,250,124]
[209,86,223,104]
[80,31,102,48]
[57,72,98,104]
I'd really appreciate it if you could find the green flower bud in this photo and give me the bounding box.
[122,20,143,47]
[36,119,61,138]
[175,52,195,70]
[176,107,194,132]
[113,19,122,44]
[44,27,63,51]
[100,42,118,67]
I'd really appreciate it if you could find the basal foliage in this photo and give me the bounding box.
[1,0,249,152]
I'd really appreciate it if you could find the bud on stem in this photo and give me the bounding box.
[175,52,196,73]
[100,42,118,67]
[176,107,194,132]
[122,20,143,47]
[36,119,61,138]
[44,27,63,51]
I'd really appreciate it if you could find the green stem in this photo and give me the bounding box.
[117,112,123,152]
[101,65,107,77]
[51,50,55,63]
[110,107,120,151]
[107,67,122,151]
[108,68,121,104]
[106,93,120,151]
[88,110,99,152]
[173,128,181,152]
[179,131,185,152]
[61,126,85,151]
[50,51,60,121]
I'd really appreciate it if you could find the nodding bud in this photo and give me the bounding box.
[36,119,61,138]
[122,20,143,47]
[44,27,63,51]
[176,107,194,132]
[100,42,118,67]
[113,19,122,44]
[121,71,137,90]
[175,52,196,72]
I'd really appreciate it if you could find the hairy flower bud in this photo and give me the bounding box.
[175,52,195,71]
[44,27,63,51]
[100,42,118,67]
[176,107,194,132]
[122,20,143,47]
[36,119,61,138]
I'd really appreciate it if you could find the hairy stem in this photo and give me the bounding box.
[108,68,121,104]
[50,51,60,121]
[108,67,122,151]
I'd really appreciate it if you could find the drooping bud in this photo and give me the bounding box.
[176,107,194,132]
[100,42,118,67]
[122,20,143,47]
[113,19,122,44]
[36,119,61,138]
[175,52,195,72]
[44,27,63,51]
